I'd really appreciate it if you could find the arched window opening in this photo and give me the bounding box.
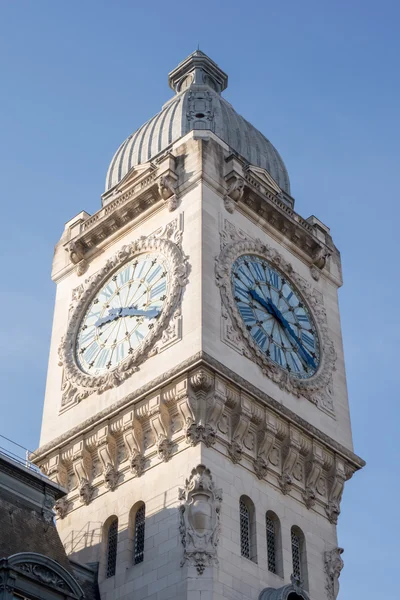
[106,518,118,578]
[290,526,308,589]
[291,528,301,579]
[266,514,276,573]
[134,503,146,564]
[239,496,257,562]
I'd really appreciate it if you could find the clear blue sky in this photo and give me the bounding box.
[0,1,398,597]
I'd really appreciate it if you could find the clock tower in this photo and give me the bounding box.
[33,51,364,600]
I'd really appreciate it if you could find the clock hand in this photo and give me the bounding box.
[248,290,316,370]
[266,300,317,370]
[95,306,160,328]
[248,289,276,316]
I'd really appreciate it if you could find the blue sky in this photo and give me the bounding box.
[0,1,398,597]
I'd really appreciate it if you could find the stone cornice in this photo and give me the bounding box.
[30,351,364,472]
[222,153,340,286]
[63,152,179,276]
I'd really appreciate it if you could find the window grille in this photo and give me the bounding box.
[134,504,146,564]
[240,498,251,559]
[106,518,118,578]
[266,515,276,573]
[291,529,301,579]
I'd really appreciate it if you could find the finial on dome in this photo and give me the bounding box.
[168,50,228,95]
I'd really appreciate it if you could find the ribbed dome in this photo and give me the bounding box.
[105,51,290,194]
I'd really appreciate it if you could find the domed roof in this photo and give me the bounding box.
[105,51,290,194]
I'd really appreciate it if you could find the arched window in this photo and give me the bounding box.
[266,511,282,575]
[133,503,146,564]
[239,496,257,562]
[291,526,308,588]
[106,517,118,578]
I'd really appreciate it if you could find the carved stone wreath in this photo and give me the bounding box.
[215,238,336,404]
[59,235,188,406]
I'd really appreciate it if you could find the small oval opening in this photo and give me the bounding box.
[195,112,205,118]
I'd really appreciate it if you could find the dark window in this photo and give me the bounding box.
[106,518,118,578]
[266,514,276,573]
[291,529,301,579]
[134,504,146,564]
[240,498,251,558]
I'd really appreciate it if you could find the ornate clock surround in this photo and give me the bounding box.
[215,235,336,405]
[59,233,188,407]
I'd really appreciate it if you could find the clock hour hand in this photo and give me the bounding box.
[95,306,160,328]
[248,290,316,370]
[247,289,276,316]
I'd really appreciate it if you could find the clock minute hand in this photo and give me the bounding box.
[269,303,316,370]
[95,306,160,328]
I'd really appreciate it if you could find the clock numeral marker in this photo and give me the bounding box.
[238,266,254,286]
[297,313,309,323]
[119,267,131,285]
[95,348,110,370]
[80,328,96,345]
[301,331,315,349]
[101,284,115,300]
[234,283,248,300]
[239,305,255,323]
[150,280,166,298]
[83,341,99,363]
[268,269,280,289]
[272,344,284,366]
[147,264,162,283]
[251,261,264,282]
[253,328,267,350]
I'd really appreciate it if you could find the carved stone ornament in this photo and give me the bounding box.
[179,464,222,575]
[79,478,93,505]
[104,463,119,491]
[158,175,178,211]
[224,176,245,213]
[58,234,189,406]
[215,235,336,405]
[324,547,344,600]
[54,497,70,519]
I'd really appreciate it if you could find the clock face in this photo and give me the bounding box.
[76,253,169,375]
[231,255,320,378]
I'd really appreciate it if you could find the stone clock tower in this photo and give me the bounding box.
[33,51,364,600]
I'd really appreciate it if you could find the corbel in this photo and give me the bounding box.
[96,425,118,491]
[310,246,332,281]
[186,368,215,446]
[278,427,308,495]
[156,152,178,212]
[223,174,245,213]
[65,240,85,265]
[72,440,93,505]
[43,452,68,489]
[228,392,252,464]
[122,410,145,477]
[302,441,325,508]
[253,412,278,480]
[147,394,173,462]
[162,375,195,443]
[325,456,347,524]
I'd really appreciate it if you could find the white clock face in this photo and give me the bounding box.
[76,253,169,375]
[232,255,320,378]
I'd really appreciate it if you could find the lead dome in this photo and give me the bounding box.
[105,51,290,195]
